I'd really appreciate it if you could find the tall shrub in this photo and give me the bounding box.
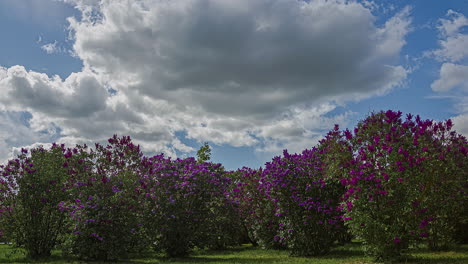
[60,136,147,261]
[260,149,345,256]
[0,146,69,259]
[231,167,284,249]
[141,155,239,257]
[316,125,354,244]
[340,111,467,261]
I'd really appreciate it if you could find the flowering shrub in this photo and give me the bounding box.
[231,167,285,249]
[0,146,69,259]
[60,136,147,261]
[231,147,347,256]
[141,155,240,257]
[339,111,467,261]
[261,149,345,256]
[193,143,245,249]
[421,119,467,250]
[316,125,355,244]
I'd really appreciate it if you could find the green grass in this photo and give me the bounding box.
[0,243,467,264]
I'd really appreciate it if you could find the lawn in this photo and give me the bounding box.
[0,242,467,264]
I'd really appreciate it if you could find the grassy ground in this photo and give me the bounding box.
[0,242,467,264]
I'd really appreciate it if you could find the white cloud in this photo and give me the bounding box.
[41,42,58,54]
[430,10,468,138]
[0,111,55,163]
[432,10,468,63]
[431,63,468,92]
[452,113,468,137]
[255,104,356,155]
[437,10,468,38]
[374,6,412,60]
[0,66,108,117]
[0,66,189,157]
[41,41,66,54]
[0,0,411,162]
[67,0,409,118]
[433,34,468,63]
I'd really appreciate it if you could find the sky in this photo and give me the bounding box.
[0,0,467,170]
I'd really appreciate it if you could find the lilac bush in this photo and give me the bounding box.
[60,136,147,261]
[231,167,285,249]
[261,149,345,256]
[420,118,467,250]
[141,155,240,257]
[315,126,355,244]
[339,111,467,260]
[231,146,347,256]
[0,145,70,259]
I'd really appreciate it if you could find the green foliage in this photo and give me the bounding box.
[197,142,212,163]
[232,168,286,250]
[338,111,467,261]
[141,156,239,257]
[0,146,69,259]
[60,136,148,261]
[194,194,244,250]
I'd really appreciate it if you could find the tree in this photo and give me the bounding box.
[196,142,211,163]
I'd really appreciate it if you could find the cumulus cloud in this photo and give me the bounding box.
[0,0,411,162]
[438,10,468,36]
[68,0,408,117]
[0,66,107,117]
[452,113,468,138]
[433,32,468,63]
[255,104,356,155]
[0,66,190,156]
[0,111,55,163]
[431,63,468,92]
[431,10,468,137]
[433,10,468,62]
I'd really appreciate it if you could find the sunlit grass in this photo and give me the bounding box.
[0,242,466,263]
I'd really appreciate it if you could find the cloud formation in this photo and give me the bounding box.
[0,0,411,162]
[430,10,468,137]
[41,41,66,54]
[0,111,56,161]
[68,0,408,115]
[433,10,468,63]
[0,66,107,117]
[431,63,468,92]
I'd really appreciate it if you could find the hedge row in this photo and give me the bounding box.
[0,110,466,262]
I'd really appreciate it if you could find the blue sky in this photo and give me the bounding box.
[0,0,467,170]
